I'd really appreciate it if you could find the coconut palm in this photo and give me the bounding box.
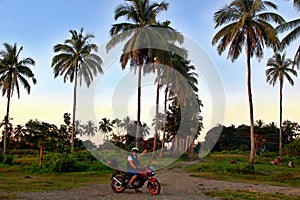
[276,0,300,67]
[99,118,115,142]
[120,116,134,134]
[266,52,297,160]
[82,120,97,140]
[106,0,169,147]
[212,0,284,166]
[14,124,26,144]
[0,43,36,154]
[74,120,84,137]
[148,21,186,159]
[51,28,103,152]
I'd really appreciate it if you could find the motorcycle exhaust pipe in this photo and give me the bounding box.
[113,177,123,185]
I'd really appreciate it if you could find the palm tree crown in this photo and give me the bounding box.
[266,52,297,87]
[212,0,284,61]
[52,28,103,87]
[276,0,300,67]
[0,43,36,98]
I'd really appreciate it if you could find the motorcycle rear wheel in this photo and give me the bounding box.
[111,176,125,193]
[147,180,161,195]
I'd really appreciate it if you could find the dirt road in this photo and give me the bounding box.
[17,170,212,200]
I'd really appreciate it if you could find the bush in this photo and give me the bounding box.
[0,153,3,163]
[54,155,78,172]
[230,163,256,174]
[284,139,300,156]
[3,154,14,165]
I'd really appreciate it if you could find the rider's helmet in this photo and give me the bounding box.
[131,147,139,153]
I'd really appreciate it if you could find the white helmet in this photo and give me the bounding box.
[131,147,139,153]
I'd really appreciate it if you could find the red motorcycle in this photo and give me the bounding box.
[108,160,161,195]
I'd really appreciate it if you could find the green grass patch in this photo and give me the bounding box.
[185,152,300,188]
[0,171,111,192]
[0,151,113,192]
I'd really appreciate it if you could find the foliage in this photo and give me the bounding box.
[202,121,299,154]
[51,152,110,173]
[284,138,300,156]
[0,154,14,166]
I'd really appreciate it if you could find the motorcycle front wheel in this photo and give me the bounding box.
[111,176,126,193]
[147,179,161,195]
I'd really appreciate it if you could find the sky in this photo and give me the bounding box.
[0,0,299,141]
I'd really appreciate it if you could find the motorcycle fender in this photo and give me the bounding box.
[148,177,158,182]
[111,170,122,179]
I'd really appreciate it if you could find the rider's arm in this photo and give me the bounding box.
[139,149,147,157]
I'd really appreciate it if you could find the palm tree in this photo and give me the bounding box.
[149,21,185,159]
[106,0,169,147]
[120,116,133,134]
[266,52,297,160]
[0,43,36,154]
[51,28,103,152]
[212,0,284,166]
[276,0,300,67]
[255,119,265,128]
[14,124,26,147]
[99,118,115,142]
[82,120,97,140]
[74,120,84,137]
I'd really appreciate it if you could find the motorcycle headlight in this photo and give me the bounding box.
[149,166,155,175]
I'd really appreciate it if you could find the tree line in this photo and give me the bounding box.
[201,120,300,156]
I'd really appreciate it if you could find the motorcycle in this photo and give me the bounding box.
[108,160,161,195]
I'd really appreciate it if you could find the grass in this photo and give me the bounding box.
[184,153,300,188]
[204,190,300,200]
[0,151,112,192]
[0,171,111,192]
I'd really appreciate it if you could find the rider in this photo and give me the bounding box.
[127,147,147,189]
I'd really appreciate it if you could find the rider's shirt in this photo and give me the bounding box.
[127,154,140,172]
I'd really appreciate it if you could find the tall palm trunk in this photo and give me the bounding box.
[247,38,255,166]
[159,85,168,157]
[152,64,160,160]
[136,61,142,147]
[3,89,11,154]
[279,79,283,160]
[71,65,78,152]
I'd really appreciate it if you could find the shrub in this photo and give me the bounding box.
[54,155,78,172]
[3,154,14,165]
[230,163,256,174]
[284,139,300,156]
[0,153,3,163]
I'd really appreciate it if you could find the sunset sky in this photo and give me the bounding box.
[0,0,299,140]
